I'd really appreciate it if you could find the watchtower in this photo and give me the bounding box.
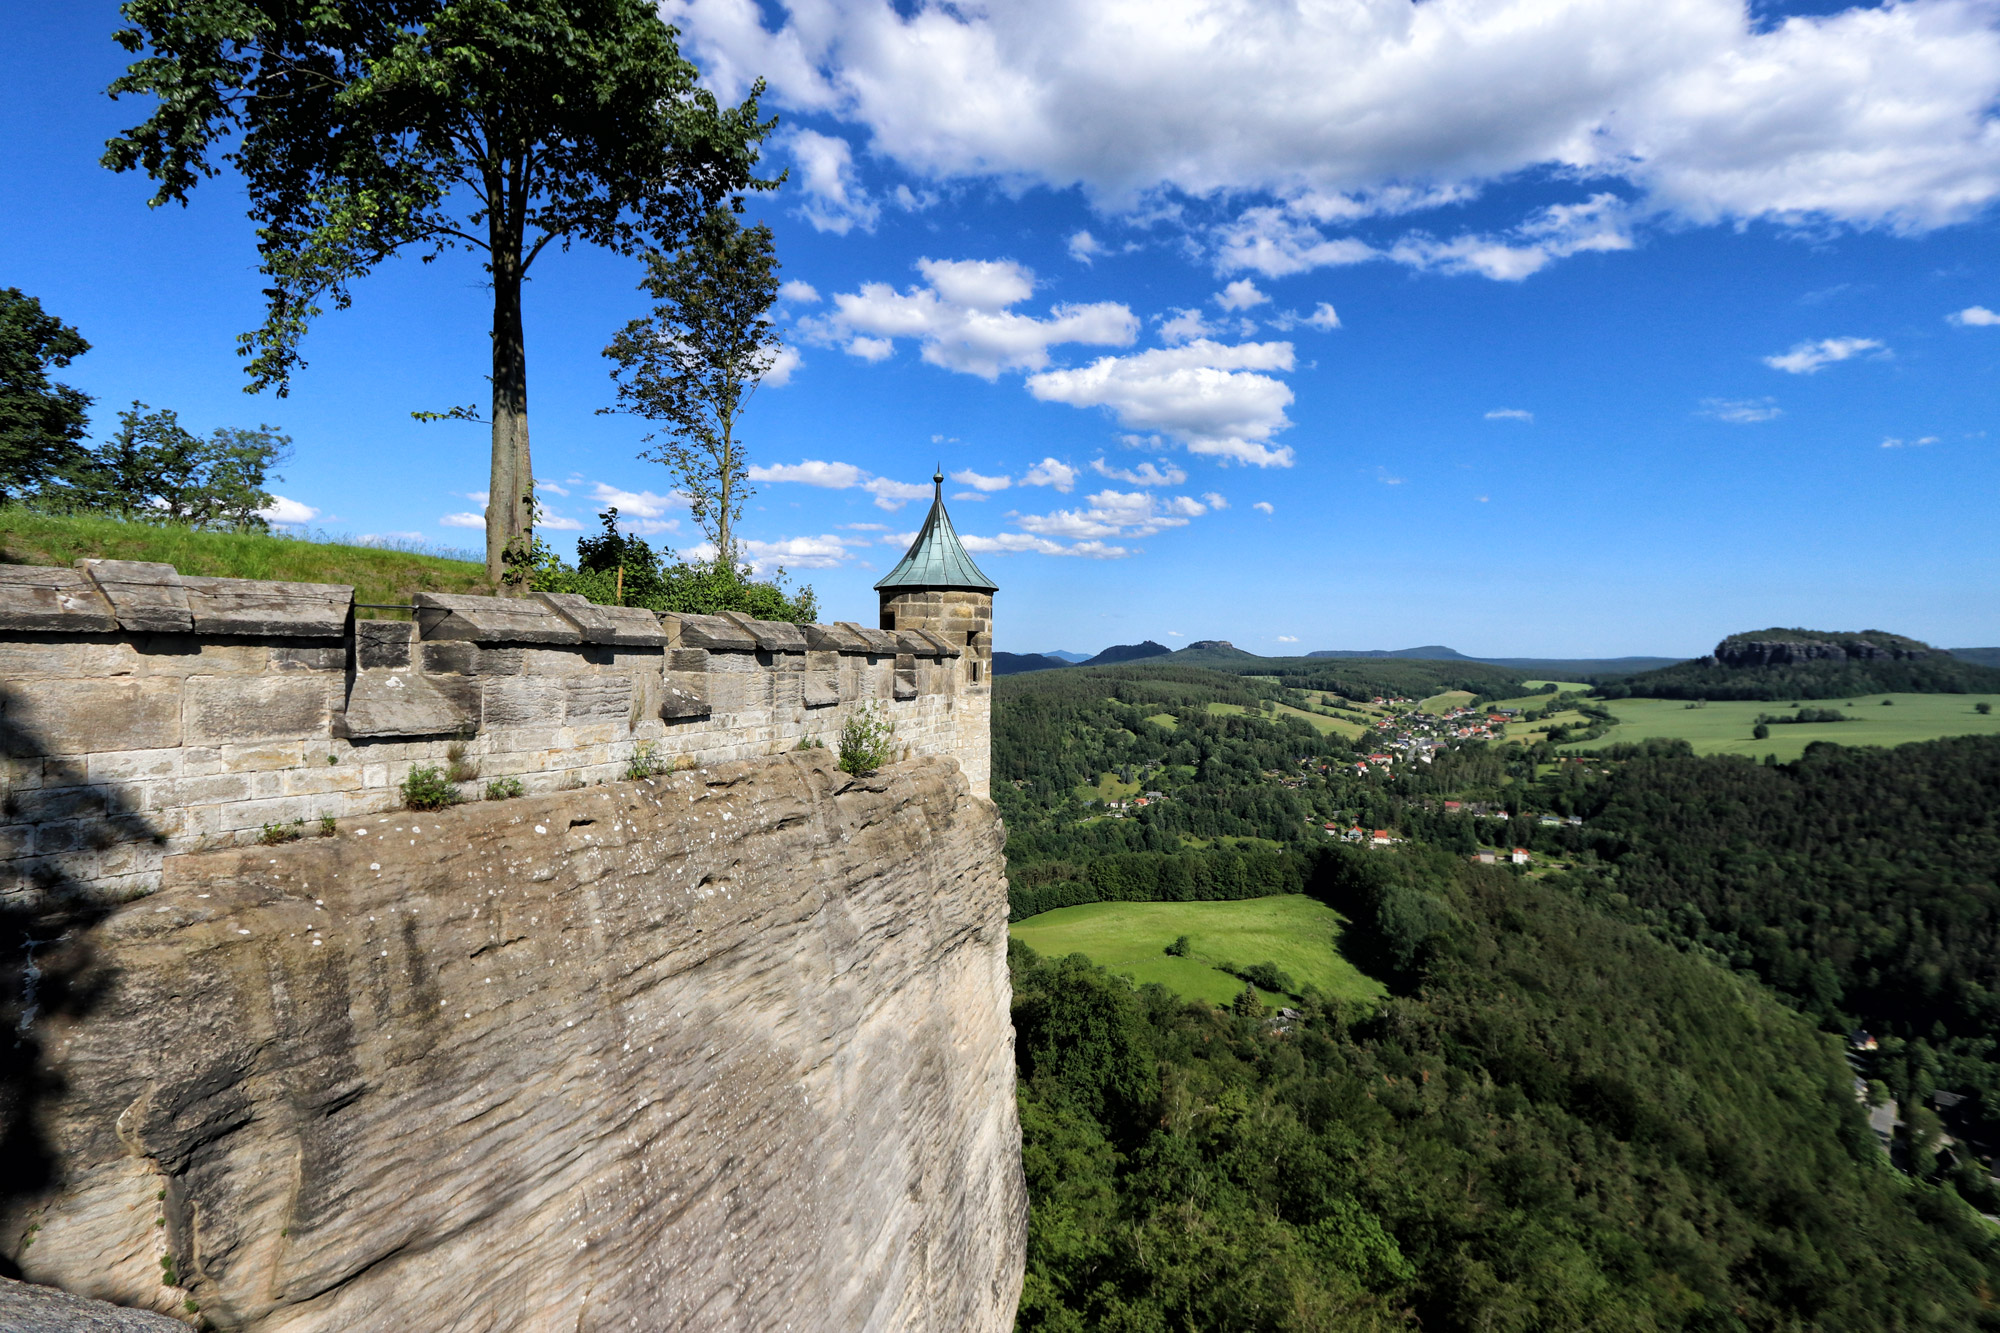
[876,472,998,796]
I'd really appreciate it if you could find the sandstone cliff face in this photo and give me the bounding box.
[1711,632,1933,668]
[3,751,1024,1333]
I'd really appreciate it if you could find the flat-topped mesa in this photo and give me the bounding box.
[0,558,990,908]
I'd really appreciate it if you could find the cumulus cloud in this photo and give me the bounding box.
[748,458,933,509]
[1700,397,1783,423]
[670,0,2000,270]
[785,128,879,234]
[1013,487,1210,539]
[537,513,585,532]
[765,343,803,387]
[1881,434,1940,447]
[959,531,1134,558]
[951,468,1013,491]
[1158,308,1215,344]
[803,257,1137,377]
[1253,501,1274,514]
[1218,194,1636,281]
[255,495,318,525]
[1020,458,1079,491]
[1268,303,1341,331]
[779,280,822,304]
[1026,338,1298,466]
[1764,336,1885,374]
[1214,279,1269,311]
[1949,305,2000,326]
[1091,457,1188,486]
[1069,230,1105,262]
[439,512,485,529]
[1485,407,1534,422]
[1201,491,1227,509]
[589,483,688,519]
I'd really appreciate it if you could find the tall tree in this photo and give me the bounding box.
[0,288,93,500]
[62,403,289,531]
[102,0,776,584]
[604,210,781,567]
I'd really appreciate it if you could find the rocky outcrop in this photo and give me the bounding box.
[0,1277,188,1331]
[2,750,1024,1333]
[1712,630,1934,668]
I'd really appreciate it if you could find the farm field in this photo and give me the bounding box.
[1419,690,1475,714]
[1008,894,1386,1008]
[1572,693,2000,760]
[1206,699,1367,737]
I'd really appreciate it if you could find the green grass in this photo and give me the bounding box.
[1419,690,1476,714]
[1145,712,1179,729]
[1009,895,1387,1008]
[0,509,492,611]
[1571,693,2000,761]
[1076,770,1144,803]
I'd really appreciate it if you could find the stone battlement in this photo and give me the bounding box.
[0,560,992,907]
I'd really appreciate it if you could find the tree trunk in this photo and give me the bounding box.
[487,201,532,589]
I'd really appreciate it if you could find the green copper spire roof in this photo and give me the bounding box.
[874,471,999,593]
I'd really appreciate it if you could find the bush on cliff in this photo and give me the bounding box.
[523,509,817,623]
[837,704,898,776]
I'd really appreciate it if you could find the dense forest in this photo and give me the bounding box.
[997,661,2000,1329]
[1014,846,2000,1330]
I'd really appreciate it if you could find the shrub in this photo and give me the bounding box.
[485,776,525,801]
[318,815,336,836]
[1753,723,1770,740]
[1978,702,1992,715]
[1164,934,1191,957]
[401,764,459,811]
[258,818,303,845]
[838,704,898,775]
[1239,961,1296,994]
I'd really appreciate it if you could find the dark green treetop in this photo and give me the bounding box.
[0,288,94,499]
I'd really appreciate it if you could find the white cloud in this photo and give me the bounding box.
[1763,336,1885,374]
[841,521,890,531]
[533,478,569,497]
[785,128,879,234]
[255,495,318,525]
[1026,338,1298,466]
[952,491,989,501]
[1214,279,1270,311]
[1201,491,1227,509]
[891,183,940,210]
[439,512,486,528]
[1013,487,1209,539]
[779,280,822,305]
[1157,308,1214,344]
[672,0,2000,269]
[1276,635,1298,643]
[1253,501,1274,514]
[765,344,803,387]
[1881,435,1940,447]
[748,458,934,509]
[1091,457,1188,487]
[589,483,689,519]
[1485,408,1534,422]
[805,257,1137,378]
[463,490,489,505]
[951,468,1013,491]
[740,534,858,570]
[538,513,585,531]
[959,532,1135,559]
[1069,230,1105,263]
[1269,303,1342,331]
[1020,458,1078,492]
[1949,305,2000,326]
[1700,397,1783,423]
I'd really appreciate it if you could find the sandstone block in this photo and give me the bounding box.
[84,748,182,784]
[187,675,336,746]
[419,641,480,675]
[721,611,808,653]
[340,672,479,739]
[77,560,192,634]
[565,676,633,727]
[534,592,669,646]
[839,622,902,657]
[0,566,119,633]
[672,613,757,652]
[662,673,712,720]
[519,647,590,677]
[480,678,566,729]
[415,592,580,645]
[271,645,346,673]
[355,620,414,670]
[1,677,182,756]
[804,622,870,654]
[181,575,351,638]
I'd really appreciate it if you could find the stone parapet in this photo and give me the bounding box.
[0,563,990,907]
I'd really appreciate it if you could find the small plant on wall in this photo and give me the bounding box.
[401,764,460,811]
[838,704,897,776]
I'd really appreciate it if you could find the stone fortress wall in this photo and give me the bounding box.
[0,558,993,908]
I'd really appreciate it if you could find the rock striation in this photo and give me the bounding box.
[0,1277,188,1331]
[2,750,1024,1333]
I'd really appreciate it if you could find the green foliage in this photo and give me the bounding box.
[0,287,93,499]
[1979,702,1993,715]
[484,776,524,801]
[36,403,288,531]
[318,815,336,836]
[625,742,665,781]
[1600,644,2000,700]
[399,764,459,811]
[526,509,817,622]
[1011,853,2000,1331]
[1752,721,1770,740]
[837,703,898,775]
[257,818,303,845]
[1164,933,1190,957]
[606,210,781,564]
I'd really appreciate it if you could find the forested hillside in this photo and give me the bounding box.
[998,662,2000,1330]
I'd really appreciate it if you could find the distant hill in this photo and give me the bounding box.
[993,651,1072,676]
[1309,644,1677,676]
[1168,639,1268,665]
[1951,647,2000,668]
[1041,650,1092,663]
[1600,629,2000,700]
[1080,640,1173,667]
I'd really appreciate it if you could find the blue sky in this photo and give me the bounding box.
[4,0,1999,657]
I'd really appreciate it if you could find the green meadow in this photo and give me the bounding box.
[1008,894,1386,1008]
[1419,689,1476,714]
[1572,693,2000,761]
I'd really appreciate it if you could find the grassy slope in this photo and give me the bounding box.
[1574,691,2000,760]
[0,510,492,610]
[1008,894,1386,1007]
[1418,689,1475,713]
